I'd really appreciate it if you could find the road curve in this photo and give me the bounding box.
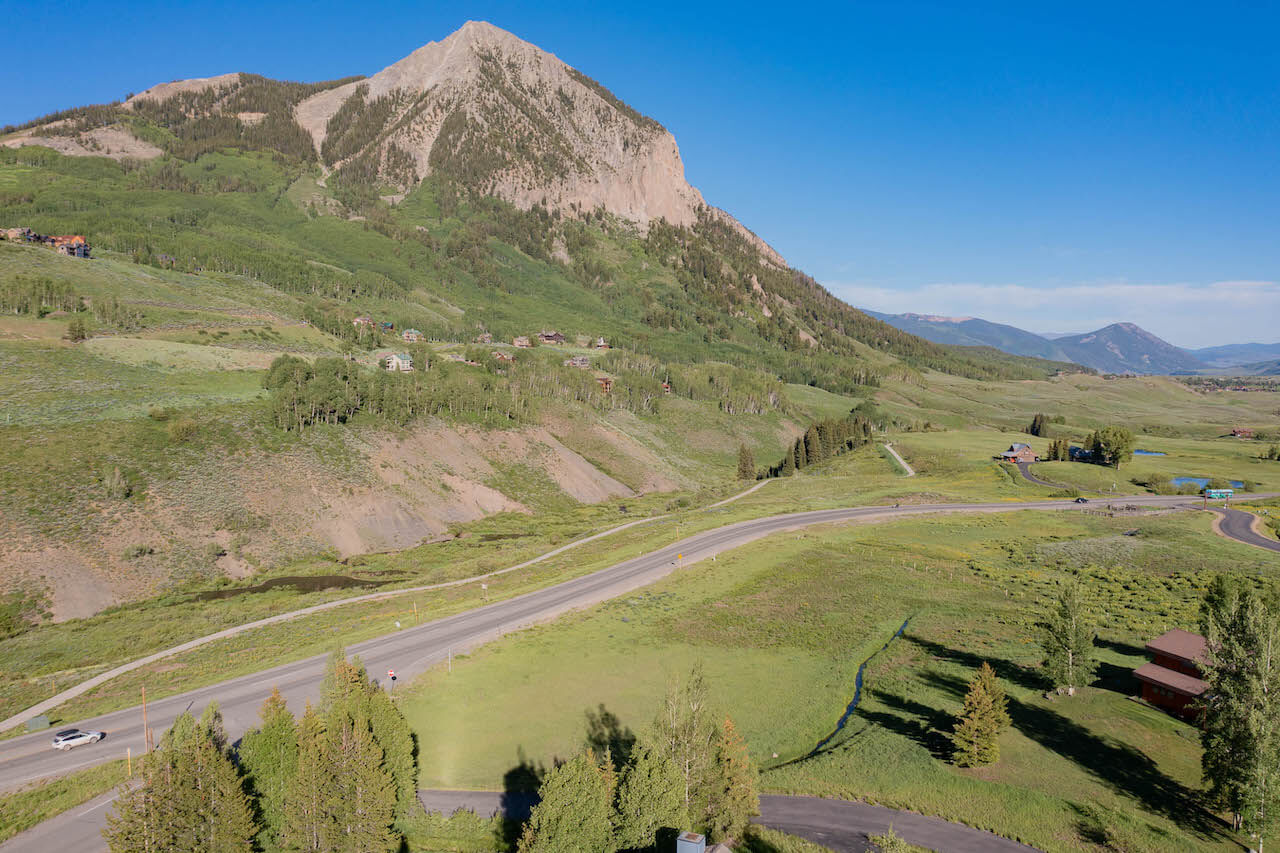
[0,494,1269,852]
[1213,507,1280,554]
[1015,460,1062,489]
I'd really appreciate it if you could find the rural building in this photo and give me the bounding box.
[537,330,566,344]
[661,381,671,393]
[353,316,375,328]
[1133,628,1207,719]
[380,321,395,332]
[50,235,90,258]
[3,227,33,242]
[491,351,514,362]
[402,328,424,343]
[474,332,493,344]
[1069,445,1093,462]
[595,336,610,350]
[383,353,414,372]
[595,376,614,392]
[998,443,1038,463]
[512,336,532,348]
[563,355,590,368]
[1232,427,1255,439]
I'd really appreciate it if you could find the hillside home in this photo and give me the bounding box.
[3,227,33,242]
[1069,445,1093,462]
[512,336,532,348]
[998,443,1038,463]
[595,376,614,392]
[563,355,590,368]
[475,332,493,344]
[383,353,414,372]
[594,336,610,350]
[51,235,90,258]
[537,330,566,344]
[1133,628,1207,719]
[353,316,375,328]
[402,328,424,343]
[492,351,514,362]
[380,321,395,332]
[1232,427,1255,439]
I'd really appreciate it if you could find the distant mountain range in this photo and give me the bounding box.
[866,312,1274,375]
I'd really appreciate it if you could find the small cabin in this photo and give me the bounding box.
[402,328,424,343]
[595,376,614,392]
[537,330,566,345]
[1133,628,1207,720]
[474,332,493,344]
[563,355,590,369]
[353,316,375,328]
[512,336,532,348]
[1231,427,1255,439]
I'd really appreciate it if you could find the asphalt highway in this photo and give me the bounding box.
[0,493,1267,852]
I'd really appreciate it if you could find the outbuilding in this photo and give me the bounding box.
[1133,628,1207,720]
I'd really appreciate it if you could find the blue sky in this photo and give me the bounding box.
[4,1,1277,346]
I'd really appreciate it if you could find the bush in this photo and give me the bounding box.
[167,418,198,442]
[123,544,153,560]
[102,465,131,499]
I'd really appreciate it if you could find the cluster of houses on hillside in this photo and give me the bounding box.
[489,330,610,350]
[3,227,91,258]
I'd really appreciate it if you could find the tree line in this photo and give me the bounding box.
[760,412,875,478]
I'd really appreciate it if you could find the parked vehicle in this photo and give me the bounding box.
[51,729,104,750]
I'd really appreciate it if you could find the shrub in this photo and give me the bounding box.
[167,418,198,442]
[102,465,131,499]
[123,544,154,559]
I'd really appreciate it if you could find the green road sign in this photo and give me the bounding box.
[1206,489,1234,499]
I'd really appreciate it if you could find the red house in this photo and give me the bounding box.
[1133,628,1207,720]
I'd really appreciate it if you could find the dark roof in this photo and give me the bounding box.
[1134,662,1207,697]
[1146,629,1207,666]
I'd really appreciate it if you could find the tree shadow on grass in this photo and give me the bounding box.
[1096,637,1148,658]
[585,702,636,770]
[919,666,1226,841]
[905,633,1047,692]
[859,691,955,761]
[497,748,544,848]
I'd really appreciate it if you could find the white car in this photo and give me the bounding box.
[51,729,104,750]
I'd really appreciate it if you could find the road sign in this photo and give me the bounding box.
[1206,489,1234,499]
[388,670,396,680]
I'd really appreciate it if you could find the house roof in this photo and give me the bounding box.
[1145,628,1207,666]
[1009,443,1031,451]
[1133,662,1207,697]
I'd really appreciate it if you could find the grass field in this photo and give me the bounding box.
[395,509,1279,851]
[0,760,127,843]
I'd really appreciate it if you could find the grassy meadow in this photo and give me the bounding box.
[396,507,1279,851]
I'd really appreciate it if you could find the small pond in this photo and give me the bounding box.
[1172,476,1244,489]
[1133,449,1166,456]
[193,574,391,601]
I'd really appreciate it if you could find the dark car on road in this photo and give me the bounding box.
[1074,497,1089,503]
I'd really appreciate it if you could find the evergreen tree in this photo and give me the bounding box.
[793,437,807,471]
[238,687,299,849]
[615,743,687,851]
[282,705,331,853]
[950,668,1001,767]
[518,752,616,853]
[974,662,1010,733]
[1039,582,1097,695]
[704,717,759,842]
[326,714,398,853]
[1200,576,1280,845]
[1028,413,1047,436]
[106,707,257,853]
[780,444,795,476]
[803,425,824,466]
[736,444,755,480]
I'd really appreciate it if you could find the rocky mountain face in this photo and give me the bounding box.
[869,312,1205,374]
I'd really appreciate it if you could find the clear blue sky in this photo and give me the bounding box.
[4,1,1277,346]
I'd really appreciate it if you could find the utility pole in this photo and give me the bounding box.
[141,685,151,753]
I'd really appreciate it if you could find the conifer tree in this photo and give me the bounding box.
[326,714,398,853]
[238,687,299,848]
[518,752,616,853]
[705,717,759,842]
[106,707,257,853]
[736,444,755,480]
[975,662,1011,733]
[951,668,1001,767]
[1040,581,1097,695]
[780,445,795,476]
[1200,575,1280,844]
[804,425,824,465]
[615,743,687,851]
[282,705,330,853]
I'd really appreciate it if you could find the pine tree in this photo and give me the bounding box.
[804,425,824,466]
[1200,576,1280,845]
[975,662,1011,733]
[106,707,257,853]
[736,444,755,480]
[282,705,331,853]
[704,717,759,842]
[327,714,398,853]
[238,687,299,849]
[518,752,616,853]
[615,743,687,851]
[951,669,1001,767]
[1040,582,1097,695]
[780,445,795,476]
[1028,413,1047,436]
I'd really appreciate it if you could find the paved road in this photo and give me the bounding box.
[1015,460,1062,488]
[414,789,1037,853]
[0,494,1264,852]
[1214,507,1280,554]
